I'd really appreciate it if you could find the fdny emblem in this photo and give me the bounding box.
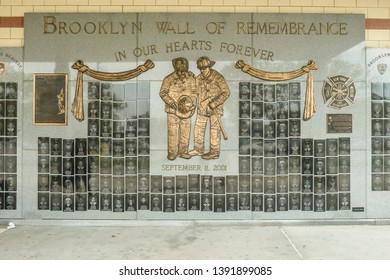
[377,63,387,75]
[322,75,356,109]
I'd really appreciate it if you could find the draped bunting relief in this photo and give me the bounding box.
[71,59,155,121]
[235,60,319,121]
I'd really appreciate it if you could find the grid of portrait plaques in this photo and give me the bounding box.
[371,82,390,191]
[37,81,150,211]
[238,81,351,212]
[0,82,18,211]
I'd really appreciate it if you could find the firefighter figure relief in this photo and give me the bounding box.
[160,57,230,161]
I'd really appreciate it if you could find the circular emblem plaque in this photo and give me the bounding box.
[322,75,356,109]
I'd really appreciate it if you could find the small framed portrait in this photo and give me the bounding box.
[6,100,17,117]
[138,138,150,155]
[227,194,238,211]
[264,177,275,194]
[239,193,250,211]
[239,101,251,118]
[314,195,325,212]
[314,158,326,175]
[38,193,50,210]
[75,138,87,156]
[138,119,150,136]
[252,102,263,119]
[151,175,163,193]
[126,120,137,137]
[326,175,338,192]
[276,101,288,119]
[326,193,338,211]
[339,174,350,192]
[125,193,137,211]
[264,195,275,212]
[4,156,16,173]
[264,103,276,120]
[302,194,313,211]
[239,119,250,136]
[289,156,301,174]
[263,84,275,102]
[201,175,213,193]
[276,157,288,175]
[339,193,350,210]
[151,194,162,211]
[264,158,276,176]
[264,121,276,138]
[100,194,112,211]
[239,174,250,192]
[289,119,300,136]
[302,176,313,193]
[38,155,50,173]
[289,175,301,192]
[239,82,251,100]
[50,138,62,156]
[339,138,350,155]
[101,102,112,119]
[314,140,326,157]
[226,175,238,193]
[252,83,263,101]
[112,121,125,138]
[188,193,200,211]
[38,137,50,155]
[277,120,288,138]
[163,176,175,194]
[101,83,112,100]
[302,138,313,156]
[277,176,288,193]
[214,177,225,194]
[113,158,124,175]
[252,175,263,193]
[339,156,350,173]
[276,83,289,101]
[251,194,263,211]
[372,119,384,136]
[88,119,99,137]
[277,194,288,211]
[188,174,200,192]
[326,157,338,174]
[289,138,301,155]
[276,139,288,156]
[63,195,74,212]
[88,82,100,100]
[138,193,150,211]
[50,194,62,211]
[75,176,87,193]
[125,175,137,193]
[239,137,251,155]
[372,137,383,154]
[33,74,68,126]
[113,103,125,120]
[252,120,263,138]
[113,195,125,212]
[138,156,150,173]
[176,175,188,193]
[38,174,50,191]
[289,193,300,210]
[239,156,250,174]
[6,82,18,99]
[326,139,338,156]
[100,120,112,138]
[289,101,300,118]
[252,157,263,174]
[112,140,125,157]
[252,139,263,156]
[88,101,100,118]
[263,139,276,157]
[113,84,125,101]
[371,101,383,118]
[201,194,212,211]
[138,174,149,192]
[63,139,74,157]
[125,139,137,156]
[289,82,301,100]
[214,195,225,212]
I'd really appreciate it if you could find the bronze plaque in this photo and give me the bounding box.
[327,114,352,133]
[33,73,68,126]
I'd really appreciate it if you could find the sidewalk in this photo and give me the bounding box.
[1,222,390,260]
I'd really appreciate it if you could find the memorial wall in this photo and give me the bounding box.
[2,12,387,222]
